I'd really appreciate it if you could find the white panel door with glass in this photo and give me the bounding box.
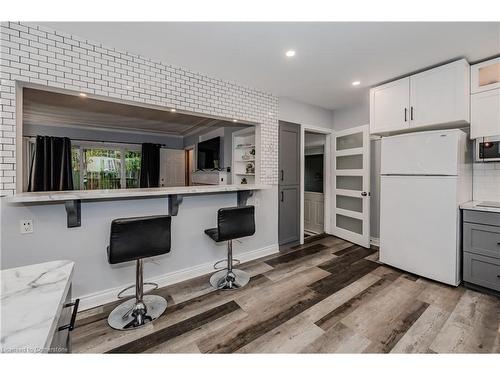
[332,125,370,248]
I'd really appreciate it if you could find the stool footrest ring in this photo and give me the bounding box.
[213,259,241,270]
[117,282,159,300]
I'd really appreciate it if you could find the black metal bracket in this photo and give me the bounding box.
[64,200,81,228]
[237,190,253,207]
[168,194,183,216]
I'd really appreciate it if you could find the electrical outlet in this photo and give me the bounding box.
[20,219,34,234]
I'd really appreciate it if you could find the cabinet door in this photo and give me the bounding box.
[471,57,500,94]
[370,77,410,134]
[409,59,470,129]
[471,89,500,139]
[279,121,300,186]
[279,185,300,245]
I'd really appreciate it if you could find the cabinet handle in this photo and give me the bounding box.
[281,191,284,202]
[361,192,368,197]
[58,298,80,332]
[497,275,500,279]
[404,108,407,122]
[280,169,284,181]
[410,106,414,121]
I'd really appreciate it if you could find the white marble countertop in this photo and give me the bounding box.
[1,260,74,353]
[5,183,271,204]
[460,201,500,214]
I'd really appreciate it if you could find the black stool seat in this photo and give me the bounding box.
[108,215,171,264]
[204,206,255,243]
[204,228,220,242]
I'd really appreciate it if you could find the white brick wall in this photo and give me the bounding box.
[0,22,279,194]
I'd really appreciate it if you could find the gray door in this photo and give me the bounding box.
[279,122,300,185]
[279,121,300,245]
[279,185,300,244]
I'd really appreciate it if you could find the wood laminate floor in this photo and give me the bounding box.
[73,235,500,353]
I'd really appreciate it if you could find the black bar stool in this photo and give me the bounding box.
[204,205,255,290]
[107,215,171,330]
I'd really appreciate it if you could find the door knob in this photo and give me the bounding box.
[361,192,368,197]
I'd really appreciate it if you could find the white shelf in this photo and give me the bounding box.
[235,159,255,162]
[235,173,255,176]
[235,145,255,149]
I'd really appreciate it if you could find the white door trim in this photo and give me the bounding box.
[300,124,333,245]
[332,124,371,248]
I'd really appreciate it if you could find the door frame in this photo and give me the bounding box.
[332,124,371,248]
[300,125,333,245]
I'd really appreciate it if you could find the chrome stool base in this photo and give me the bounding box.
[108,294,167,330]
[210,269,250,290]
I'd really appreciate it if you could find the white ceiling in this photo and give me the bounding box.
[35,22,500,110]
[23,88,240,136]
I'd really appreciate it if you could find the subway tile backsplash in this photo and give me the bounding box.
[473,162,500,202]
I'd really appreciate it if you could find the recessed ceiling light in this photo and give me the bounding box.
[232,119,238,123]
[79,92,87,97]
[170,108,176,113]
[352,81,361,86]
[285,50,296,57]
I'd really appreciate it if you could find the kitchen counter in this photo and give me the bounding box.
[5,184,271,203]
[0,260,74,353]
[460,201,500,214]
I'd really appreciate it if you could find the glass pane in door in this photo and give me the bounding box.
[336,176,362,191]
[336,195,363,213]
[84,148,122,190]
[336,132,363,150]
[336,214,363,235]
[336,154,363,169]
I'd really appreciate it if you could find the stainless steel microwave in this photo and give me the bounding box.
[476,136,500,162]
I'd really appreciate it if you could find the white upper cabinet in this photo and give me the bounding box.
[471,88,500,139]
[470,57,500,139]
[369,77,410,134]
[370,59,470,135]
[409,60,469,129]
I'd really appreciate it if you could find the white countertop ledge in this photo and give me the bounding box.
[460,201,500,214]
[0,260,74,353]
[5,184,272,204]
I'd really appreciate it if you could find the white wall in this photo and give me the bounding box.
[279,97,334,129]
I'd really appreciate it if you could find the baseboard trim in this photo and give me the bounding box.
[78,243,279,311]
[370,237,380,247]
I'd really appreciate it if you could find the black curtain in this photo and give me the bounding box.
[140,143,161,188]
[28,136,74,192]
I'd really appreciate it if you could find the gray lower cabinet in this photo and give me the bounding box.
[279,185,300,245]
[463,209,500,293]
[464,253,500,292]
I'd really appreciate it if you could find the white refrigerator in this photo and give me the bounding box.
[379,129,472,286]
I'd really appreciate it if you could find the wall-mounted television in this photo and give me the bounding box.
[197,136,221,170]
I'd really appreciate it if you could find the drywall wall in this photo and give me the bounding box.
[331,95,370,130]
[279,97,334,129]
